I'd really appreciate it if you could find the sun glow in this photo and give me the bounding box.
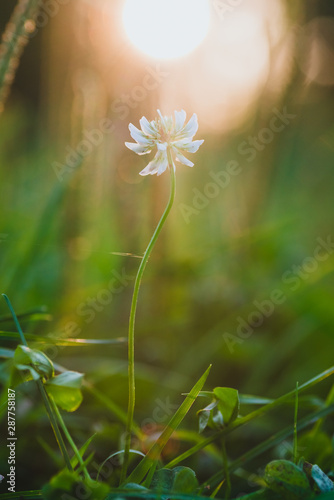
[122,0,211,60]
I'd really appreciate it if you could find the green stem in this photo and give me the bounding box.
[36,381,73,472]
[120,151,176,483]
[221,438,231,499]
[2,294,28,346]
[293,381,299,464]
[1,294,73,472]
[50,396,90,481]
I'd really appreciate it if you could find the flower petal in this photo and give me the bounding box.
[157,109,168,133]
[139,116,156,136]
[157,154,169,176]
[172,139,204,153]
[181,113,198,138]
[139,149,168,176]
[125,142,152,155]
[174,150,194,167]
[129,123,151,145]
[174,110,187,132]
[140,162,159,176]
[157,142,167,151]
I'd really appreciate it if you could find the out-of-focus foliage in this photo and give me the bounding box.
[0,0,334,497]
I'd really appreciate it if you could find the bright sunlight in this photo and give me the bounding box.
[122,0,211,60]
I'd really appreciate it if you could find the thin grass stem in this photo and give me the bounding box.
[1,294,73,472]
[293,381,299,464]
[49,396,91,481]
[0,0,41,112]
[221,438,231,499]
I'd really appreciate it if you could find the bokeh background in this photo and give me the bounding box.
[1,0,334,495]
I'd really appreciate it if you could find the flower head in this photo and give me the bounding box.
[125,110,204,176]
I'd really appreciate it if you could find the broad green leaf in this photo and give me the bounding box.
[42,470,109,500]
[124,365,211,485]
[265,460,313,499]
[172,466,199,493]
[13,345,54,378]
[151,468,174,492]
[47,371,83,389]
[213,387,239,425]
[150,467,198,494]
[45,371,84,412]
[11,345,54,386]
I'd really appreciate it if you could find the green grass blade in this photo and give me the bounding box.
[70,433,97,469]
[293,381,299,464]
[202,403,334,490]
[165,366,334,468]
[0,331,126,346]
[37,436,64,468]
[210,480,225,498]
[0,309,52,324]
[5,155,83,297]
[124,365,211,485]
[0,491,42,499]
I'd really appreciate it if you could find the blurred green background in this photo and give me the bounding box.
[0,0,334,495]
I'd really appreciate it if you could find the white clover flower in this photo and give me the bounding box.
[125,110,204,176]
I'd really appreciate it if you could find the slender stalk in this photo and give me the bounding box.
[0,0,42,112]
[120,151,176,483]
[1,294,73,472]
[36,381,73,472]
[2,294,28,346]
[221,438,231,499]
[293,381,299,464]
[50,396,90,481]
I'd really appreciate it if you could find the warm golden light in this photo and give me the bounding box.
[122,0,211,60]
